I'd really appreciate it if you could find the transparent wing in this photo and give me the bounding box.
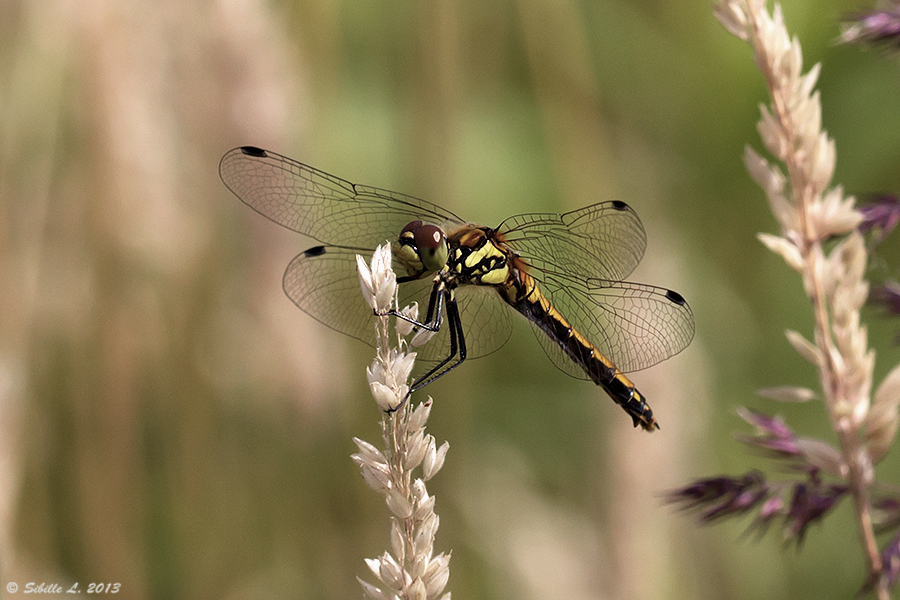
[496,201,691,375]
[219,146,466,247]
[282,246,512,362]
[526,270,694,377]
[499,201,646,282]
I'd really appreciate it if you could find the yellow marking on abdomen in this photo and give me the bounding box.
[508,270,658,431]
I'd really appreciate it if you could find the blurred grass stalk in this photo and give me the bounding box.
[715,0,900,596]
[352,245,450,600]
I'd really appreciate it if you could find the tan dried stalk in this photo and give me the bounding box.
[715,1,900,596]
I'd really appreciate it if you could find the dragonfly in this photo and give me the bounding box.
[220,146,694,431]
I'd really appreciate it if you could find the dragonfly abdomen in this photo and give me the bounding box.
[503,271,659,431]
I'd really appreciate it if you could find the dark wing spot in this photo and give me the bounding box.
[240,146,267,157]
[611,200,629,211]
[304,245,327,257]
[665,289,686,305]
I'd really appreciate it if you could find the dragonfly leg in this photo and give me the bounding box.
[408,291,467,394]
[383,279,444,333]
[385,290,467,412]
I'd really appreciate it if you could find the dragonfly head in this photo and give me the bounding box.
[396,220,449,277]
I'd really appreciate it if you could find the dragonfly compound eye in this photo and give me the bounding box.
[413,224,449,272]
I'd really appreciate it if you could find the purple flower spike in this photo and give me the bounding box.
[739,408,795,438]
[871,495,900,533]
[751,493,786,536]
[737,408,802,458]
[880,534,900,590]
[860,532,900,596]
[841,10,900,48]
[666,471,771,522]
[871,282,900,317]
[784,480,848,544]
[858,194,900,243]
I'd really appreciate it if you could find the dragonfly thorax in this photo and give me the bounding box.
[445,227,511,287]
[395,220,450,278]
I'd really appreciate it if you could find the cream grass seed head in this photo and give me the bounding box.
[353,247,451,600]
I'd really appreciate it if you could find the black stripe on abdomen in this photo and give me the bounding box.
[513,289,659,431]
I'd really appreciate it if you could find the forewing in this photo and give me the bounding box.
[283,246,512,362]
[527,271,694,378]
[219,146,465,248]
[499,201,646,282]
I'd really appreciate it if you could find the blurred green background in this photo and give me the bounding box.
[2,0,900,598]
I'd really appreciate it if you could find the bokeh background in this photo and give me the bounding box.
[2,0,900,598]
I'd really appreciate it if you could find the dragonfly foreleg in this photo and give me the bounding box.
[407,290,467,395]
[381,285,464,413]
[382,279,444,333]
